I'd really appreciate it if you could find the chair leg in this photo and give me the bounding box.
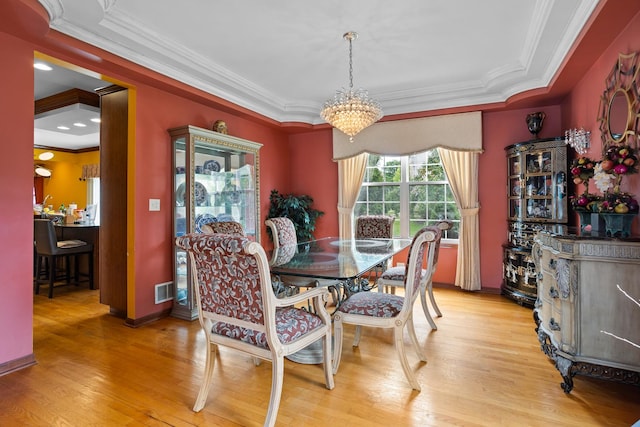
[47,255,56,298]
[322,326,335,390]
[73,254,80,286]
[192,340,217,412]
[34,256,43,294]
[65,255,72,285]
[88,251,94,289]
[264,355,285,427]
[332,314,344,374]
[407,313,427,363]
[394,324,421,391]
[353,325,362,347]
[427,278,442,317]
[420,282,438,330]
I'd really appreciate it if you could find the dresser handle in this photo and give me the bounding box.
[549,318,561,331]
[549,287,559,299]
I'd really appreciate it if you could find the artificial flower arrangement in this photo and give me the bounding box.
[592,144,639,214]
[569,156,601,211]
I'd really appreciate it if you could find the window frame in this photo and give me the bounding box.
[355,151,459,243]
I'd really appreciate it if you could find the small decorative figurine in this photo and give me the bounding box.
[212,120,228,134]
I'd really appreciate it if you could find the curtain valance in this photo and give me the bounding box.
[81,164,100,179]
[332,111,482,160]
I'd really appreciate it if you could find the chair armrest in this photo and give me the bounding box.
[273,286,329,308]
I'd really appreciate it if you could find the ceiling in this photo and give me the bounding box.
[34,0,600,150]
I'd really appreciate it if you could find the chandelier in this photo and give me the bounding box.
[320,31,383,143]
[565,128,591,155]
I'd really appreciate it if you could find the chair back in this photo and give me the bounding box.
[265,217,297,248]
[402,225,441,308]
[432,220,453,266]
[34,219,58,255]
[176,233,274,346]
[355,215,395,239]
[201,221,245,236]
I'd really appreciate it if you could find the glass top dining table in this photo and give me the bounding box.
[266,236,411,281]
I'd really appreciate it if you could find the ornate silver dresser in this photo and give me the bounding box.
[532,228,640,392]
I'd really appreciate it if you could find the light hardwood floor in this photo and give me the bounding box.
[1,285,639,426]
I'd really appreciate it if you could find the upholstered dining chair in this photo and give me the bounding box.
[355,214,395,240]
[376,220,453,330]
[33,218,94,298]
[200,220,244,236]
[265,217,319,295]
[175,233,334,427]
[332,225,441,391]
[354,215,395,284]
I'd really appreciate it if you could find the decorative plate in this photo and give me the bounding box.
[194,181,208,206]
[195,213,216,232]
[203,159,221,173]
[175,183,186,206]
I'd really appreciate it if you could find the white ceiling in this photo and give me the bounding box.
[34,0,599,149]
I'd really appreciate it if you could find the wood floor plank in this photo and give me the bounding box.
[0,287,638,426]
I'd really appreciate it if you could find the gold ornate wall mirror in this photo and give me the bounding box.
[598,52,640,152]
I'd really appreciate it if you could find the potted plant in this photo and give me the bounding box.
[266,189,324,243]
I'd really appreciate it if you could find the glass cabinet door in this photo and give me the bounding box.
[505,140,567,224]
[170,125,262,320]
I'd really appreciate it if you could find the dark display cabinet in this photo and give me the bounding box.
[503,137,568,306]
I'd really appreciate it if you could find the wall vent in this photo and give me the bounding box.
[155,281,174,304]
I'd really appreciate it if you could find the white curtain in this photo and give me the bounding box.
[437,148,481,291]
[337,153,368,239]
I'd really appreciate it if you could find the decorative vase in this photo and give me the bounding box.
[577,211,605,232]
[600,213,636,237]
[526,112,546,139]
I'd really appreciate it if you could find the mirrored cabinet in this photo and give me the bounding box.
[503,137,567,307]
[169,125,262,320]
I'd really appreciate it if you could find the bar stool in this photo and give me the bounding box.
[33,219,94,298]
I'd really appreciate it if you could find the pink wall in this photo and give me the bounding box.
[561,10,640,234]
[480,106,563,289]
[287,130,339,240]
[2,0,640,372]
[0,30,37,365]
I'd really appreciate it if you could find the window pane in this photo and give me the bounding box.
[359,151,459,241]
[427,184,445,201]
[409,184,426,201]
[369,186,383,201]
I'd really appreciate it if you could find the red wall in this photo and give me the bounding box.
[0,29,37,364]
[561,10,640,234]
[3,0,640,372]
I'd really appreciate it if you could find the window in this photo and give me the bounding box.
[355,150,460,240]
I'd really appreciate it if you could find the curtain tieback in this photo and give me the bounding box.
[337,206,352,215]
[460,207,479,217]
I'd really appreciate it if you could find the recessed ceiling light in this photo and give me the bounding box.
[38,151,54,161]
[34,62,52,71]
[35,166,52,177]
[90,118,101,123]
[57,125,70,130]
[73,122,87,127]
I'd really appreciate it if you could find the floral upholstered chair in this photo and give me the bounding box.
[200,220,244,236]
[355,215,395,239]
[376,220,453,330]
[175,233,334,427]
[265,217,321,295]
[333,225,441,391]
[265,217,297,246]
[355,215,395,282]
